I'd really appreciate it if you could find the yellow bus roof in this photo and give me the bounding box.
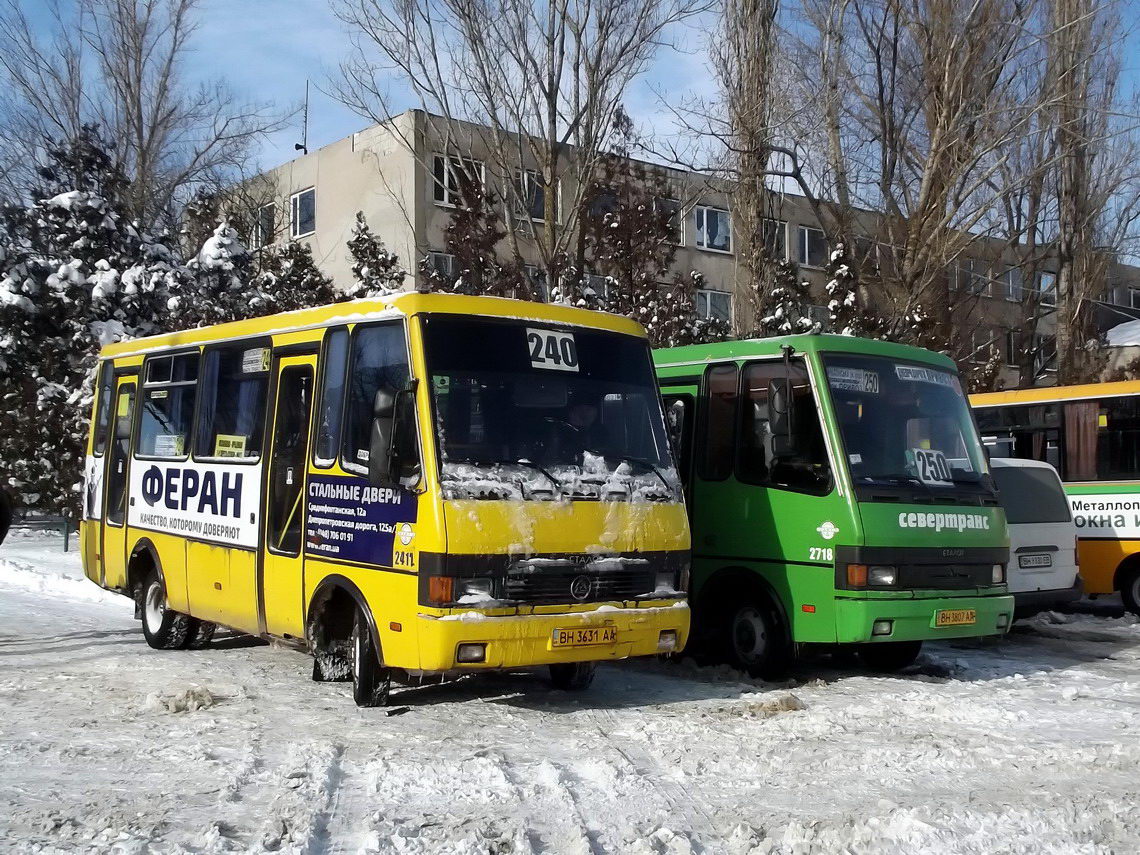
[99,291,647,359]
[971,379,1140,407]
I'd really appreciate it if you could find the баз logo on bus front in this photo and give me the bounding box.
[140,465,243,518]
[570,575,593,601]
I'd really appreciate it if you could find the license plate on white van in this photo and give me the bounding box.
[1018,553,1053,569]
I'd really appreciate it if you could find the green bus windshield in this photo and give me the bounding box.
[822,353,993,499]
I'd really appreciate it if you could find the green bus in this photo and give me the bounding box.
[654,334,1014,675]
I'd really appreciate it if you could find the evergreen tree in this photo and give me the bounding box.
[256,240,340,313]
[756,260,821,336]
[962,343,1006,393]
[176,221,269,326]
[825,243,882,337]
[424,170,529,297]
[581,133,726,347]
[0,127,181,513]
[345,212,408,297]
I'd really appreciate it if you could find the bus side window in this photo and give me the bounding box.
[92,361,114,456]
[138,353,199,458]
[195,344,270,460]
[314,327,350,468]
[698,364,739,481]
[343,323,417,478]
[737,361,830,495]
[1099,395,1140,479]
[662,394,693,481]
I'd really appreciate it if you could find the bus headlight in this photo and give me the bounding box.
[868,565,898,586]
[992,564,1005,584]
[457,578,495,601]
[654,570,677,594]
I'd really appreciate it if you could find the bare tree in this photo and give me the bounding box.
[331,0,704,284]
[0,0,283,230]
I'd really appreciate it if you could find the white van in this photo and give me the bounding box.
[990,457,1082,616]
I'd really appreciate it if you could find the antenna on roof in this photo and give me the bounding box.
[294,80,309,155]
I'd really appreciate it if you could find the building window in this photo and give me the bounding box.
[433,154,484,207]
[427,252,458,280]
[959,259,989,296]
[1129,287,1140,310]
[1035,334,1057,374]
[1003,268,1023,302]
[584,273,609,302]
[253,202,275,248]
[761,218,787,261]
[655,198,683,245]
[797,225,827,268]
[1005,331,1019,368]
[515,170,558,223]
[1038,271,1057,306]
[290,188,315,238]
[695,205,732,253]
[696,288,732,323]
[589,188,618,219]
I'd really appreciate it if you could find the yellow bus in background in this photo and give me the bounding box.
[972,381,1140,613]
[80,293,690,706]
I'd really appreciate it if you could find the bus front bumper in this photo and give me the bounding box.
[415,600,690,671]
[834,593,1015,644]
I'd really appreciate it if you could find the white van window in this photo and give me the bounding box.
[992,466,1071,524]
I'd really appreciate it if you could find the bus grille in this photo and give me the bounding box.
[899,564,993,589]
[503,563,653,604]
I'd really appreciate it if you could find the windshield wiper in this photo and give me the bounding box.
[607,454,673,494]
[483,458,564,494]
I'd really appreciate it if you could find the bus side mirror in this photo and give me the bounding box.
[767,379,790,436]
[767,379,798,457]
[368,387,397,485]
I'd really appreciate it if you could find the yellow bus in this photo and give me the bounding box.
[972,381,1140,613]
[80,293,691,705]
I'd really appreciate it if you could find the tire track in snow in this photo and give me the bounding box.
[314,747,375,855]
[255,740,345,854]
[480,746,601,855]
[584,707,723,853]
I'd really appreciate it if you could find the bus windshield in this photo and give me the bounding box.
[422,315,677,501]
[822,353,994,500]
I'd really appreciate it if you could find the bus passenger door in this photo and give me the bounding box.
[261,355,316,638]
[101,376,137,590]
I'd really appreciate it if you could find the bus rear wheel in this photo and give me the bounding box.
[139,568,191,650]
[722,598,788,680]
[350,608,391,707]
[1120,567,1140,616]
[858,640,922,672]
[549,661,597,691]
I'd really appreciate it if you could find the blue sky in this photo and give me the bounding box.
[22,0,1140,173]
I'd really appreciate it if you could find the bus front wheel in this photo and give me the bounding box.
[722,598,788,680]
[139,568,191,650]
[549,661,597,691]
[1120,567,1140,616]
[350,608,391,707]
[858,640,922,672]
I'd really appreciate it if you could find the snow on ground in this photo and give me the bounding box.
[2,534,1139,854]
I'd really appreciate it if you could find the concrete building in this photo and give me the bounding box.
[247,109,1140,388]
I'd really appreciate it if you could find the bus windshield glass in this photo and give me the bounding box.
[823,354,993,499]
[422,315,677,501]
